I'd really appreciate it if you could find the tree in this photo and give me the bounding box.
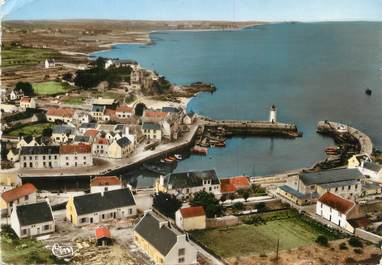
[315,235,329,246]
[190,191,223,218]
[62,72,73,82]
[220,194,227,202]
[42,128,53,138]
[233,202,244,211]
[15,81,34,96]
[243,191,250,201]
[255,202,266,212]
[152,192,182,219]
[348,237,363,248]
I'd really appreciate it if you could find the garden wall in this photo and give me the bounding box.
[206,215,239,228]
[355,228,382,244]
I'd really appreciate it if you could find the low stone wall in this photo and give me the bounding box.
[355,228,382,244]
[206,215,239,228]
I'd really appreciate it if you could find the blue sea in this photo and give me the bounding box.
[93,22,382,187]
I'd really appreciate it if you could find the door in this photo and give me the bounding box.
[90,217,93,223]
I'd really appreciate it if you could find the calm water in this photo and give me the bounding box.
[94,22,382,186]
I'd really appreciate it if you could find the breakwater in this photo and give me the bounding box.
[316,121,373,155]
[200,117,302,138]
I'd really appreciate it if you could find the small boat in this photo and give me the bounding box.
[174,154,182,160]
[365,88,372,95]
[165,157,176,163]
[143,163,173,175]
[167,156,177,161]
[191,146,208,155]
[160,159,165,163]
[214,142,226,147]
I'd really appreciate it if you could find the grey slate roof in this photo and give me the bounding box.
[279,185,319,199]
[167,169,219,189]
[79,123,97,129]
[73,188,135,216]
[134,212,178,256]
[162,107,179,113]
[20,146,60,155]
[318,180,360,189]
[92,105,106,112]
[16,201,53,226]
[116,137,131,147]
[52,125,74,134]
[74,135,90,143]
[142,122,161,130]
[363,162,382,172]
[299,168,363,186]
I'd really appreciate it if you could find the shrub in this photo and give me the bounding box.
[348,237,363,248]
[255,202,266,212]
[232,202,244,211]
[339,242,348,250]
[353,248,363,254]
[315,235,329,246]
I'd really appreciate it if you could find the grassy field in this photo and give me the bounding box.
[33,81,70,96]
[1,225,61,265]
[8,123,53,137]
[2,46,61,68]
[192,211,342,258]
[62,96,85,105]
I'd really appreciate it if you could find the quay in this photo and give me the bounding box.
[15,118,301,179]
[200,117,302,138]
[316,120,373,155]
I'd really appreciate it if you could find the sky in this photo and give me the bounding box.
[2,0,382,21]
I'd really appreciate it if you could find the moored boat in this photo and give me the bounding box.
[174,154,183,160]
[191,145,208,155]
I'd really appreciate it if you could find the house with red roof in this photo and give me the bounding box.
[142,109,168,123]
[316,192,363,233]
[46,107,75,123]
[175,206,206,231]
[59,144,93,167]
[95,226,112,246]
[19,96,36,109]
[115,105,134,119]
[1,183,37,216]
[90,176,123,193]
[220,176,250,194]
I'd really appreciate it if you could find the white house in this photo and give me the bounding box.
[142,122,162,141]
[66,188,136,226]
[90,176,123,193]
[11,201,54,238]
[175,206,206,231]
[51,125,75,143]
[357,162,382,182]
[1,183,37,216]
[134,210,198,265]
[108,137,133,159]
[7,148,20,162]
[156,170,221,198]
[44,59,55,68]
[115,105,134,119]
[316,192,361,233]
[19,97,36,109]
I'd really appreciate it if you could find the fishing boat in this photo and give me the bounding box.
[365,88,372,95]
[167,156,176,161]
[191,145,208,155]
[214,142,226,147]
[174,154,183,160]
[325,146,339,155]
[165,157,176,163]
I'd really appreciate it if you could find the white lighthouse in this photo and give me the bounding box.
[269,104,277,123]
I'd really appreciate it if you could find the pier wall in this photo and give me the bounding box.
[316,121,373,155]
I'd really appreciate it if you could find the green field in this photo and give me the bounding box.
[7,123,53,137]
[1,225,61,264]
[192,211,341,258]
[2,46,60,68]
[62,96,85,105]
[33,81,70,96]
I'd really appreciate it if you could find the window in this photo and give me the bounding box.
[75,156,78,160]
[80,217,87,223]
[43,224,50,230]
[25,195,29,200]
[178,248,185,256]
[355,184,358,189]
[66,156,69,160]
[22,229,28,235]
[178,257,185,263]
[49,155,51,159]
[348,185,351,190]
[43,156,46,160]
[129,208,132,215]
[335,187,338,192]
[83,156,86,160]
